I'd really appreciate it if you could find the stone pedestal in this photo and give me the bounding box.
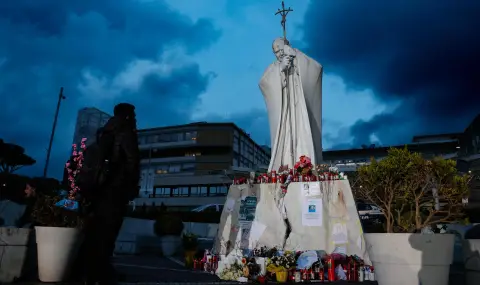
[0,227,32,283]
[214,181,370,264]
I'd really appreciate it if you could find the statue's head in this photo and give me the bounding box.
[272,37,290,60]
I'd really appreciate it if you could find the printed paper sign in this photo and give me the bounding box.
[303,182,321,196]
[225,199,236,212]
[302,198,322,226]
[240,227,250,249]
[332,223,348,244]
[239,196,257,226]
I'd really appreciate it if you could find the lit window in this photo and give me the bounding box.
[191,186,208,196]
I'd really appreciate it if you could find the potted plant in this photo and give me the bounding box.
[31,140,87,282]
[182,232,198,268]
[353,147,470,285]
[153,214,184,256]
[265,252,296,283]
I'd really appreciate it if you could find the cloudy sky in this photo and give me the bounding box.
[1,0,479,178]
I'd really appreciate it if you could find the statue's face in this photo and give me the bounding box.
[272,38,286,60]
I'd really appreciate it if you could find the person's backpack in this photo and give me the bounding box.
[76,132,114,196]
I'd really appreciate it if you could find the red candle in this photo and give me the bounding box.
[193,259,198,270]
[271,171,277,183]
[327,256,335,281]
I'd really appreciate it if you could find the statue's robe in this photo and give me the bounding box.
[259,49,323,171]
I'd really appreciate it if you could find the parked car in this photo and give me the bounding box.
[357,202,384,224]
[191,204,224,213]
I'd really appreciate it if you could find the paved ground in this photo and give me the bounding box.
[16,255,466,284]
[113,255,222,283]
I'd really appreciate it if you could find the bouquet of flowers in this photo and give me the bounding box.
[266,252,297,273]
[294,155,313,175]
[218,260,245,281]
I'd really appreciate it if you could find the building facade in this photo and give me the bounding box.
[456,114,480,220]
[324,138,460,173]
[72,107,111,147]
[134,122,270,210]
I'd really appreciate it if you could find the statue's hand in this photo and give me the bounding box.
[280,56,293,72]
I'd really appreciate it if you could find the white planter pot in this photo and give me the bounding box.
[463,239,480,285]
[35,226,83,282]
[0,227,31,283]
[161,235,180,257]
[365,233,454,285]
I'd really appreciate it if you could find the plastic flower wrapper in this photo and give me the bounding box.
[335,264,347,280]
[296,251,318,269]
[55,198,79,211]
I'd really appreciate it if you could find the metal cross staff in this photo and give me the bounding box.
[275,1,293,42]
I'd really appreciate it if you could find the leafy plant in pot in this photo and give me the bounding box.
[353,147,471,285]
[154,214,184,256]
[182,232,199,268]
[31,139,88,282]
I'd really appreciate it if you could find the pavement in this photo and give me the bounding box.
[14,255,467,284]
[113,256,379,284]
[112,255,223,283]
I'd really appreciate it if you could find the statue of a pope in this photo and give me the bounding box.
[259,38,323,171]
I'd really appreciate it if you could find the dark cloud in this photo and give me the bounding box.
[303,0,480,148]
[0,0,221,178]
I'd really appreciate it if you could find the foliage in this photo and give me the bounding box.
[0,139,36,173]
[154,214,184,236]
[182,232,199,250]
[30,138,86,228]
[0,173,30,202]
[31,194,85,228]
[353,147,471,233]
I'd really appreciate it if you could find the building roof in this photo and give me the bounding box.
[78,107,112,117]
[323,141,458,161]
[412,133,462,143]
[138,122,269,156]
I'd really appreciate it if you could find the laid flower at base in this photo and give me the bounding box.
[218,261,244,281]
[232,155,347,187]
[266,252,296,273]
[294,155,313,175]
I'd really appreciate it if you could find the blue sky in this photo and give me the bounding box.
[1,0,478,178]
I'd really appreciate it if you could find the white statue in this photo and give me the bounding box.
[259,38,323,171]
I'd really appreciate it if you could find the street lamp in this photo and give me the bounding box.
[43,87,66,177]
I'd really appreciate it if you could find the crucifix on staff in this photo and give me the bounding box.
[275,1,293,43]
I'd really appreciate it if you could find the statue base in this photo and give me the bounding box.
[213,181,370,263]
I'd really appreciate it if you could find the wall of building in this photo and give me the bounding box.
[135,123,269,208]
[72,108,111,147]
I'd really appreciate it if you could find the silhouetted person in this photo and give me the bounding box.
[17,179,38,228]
[82,103,140,285]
